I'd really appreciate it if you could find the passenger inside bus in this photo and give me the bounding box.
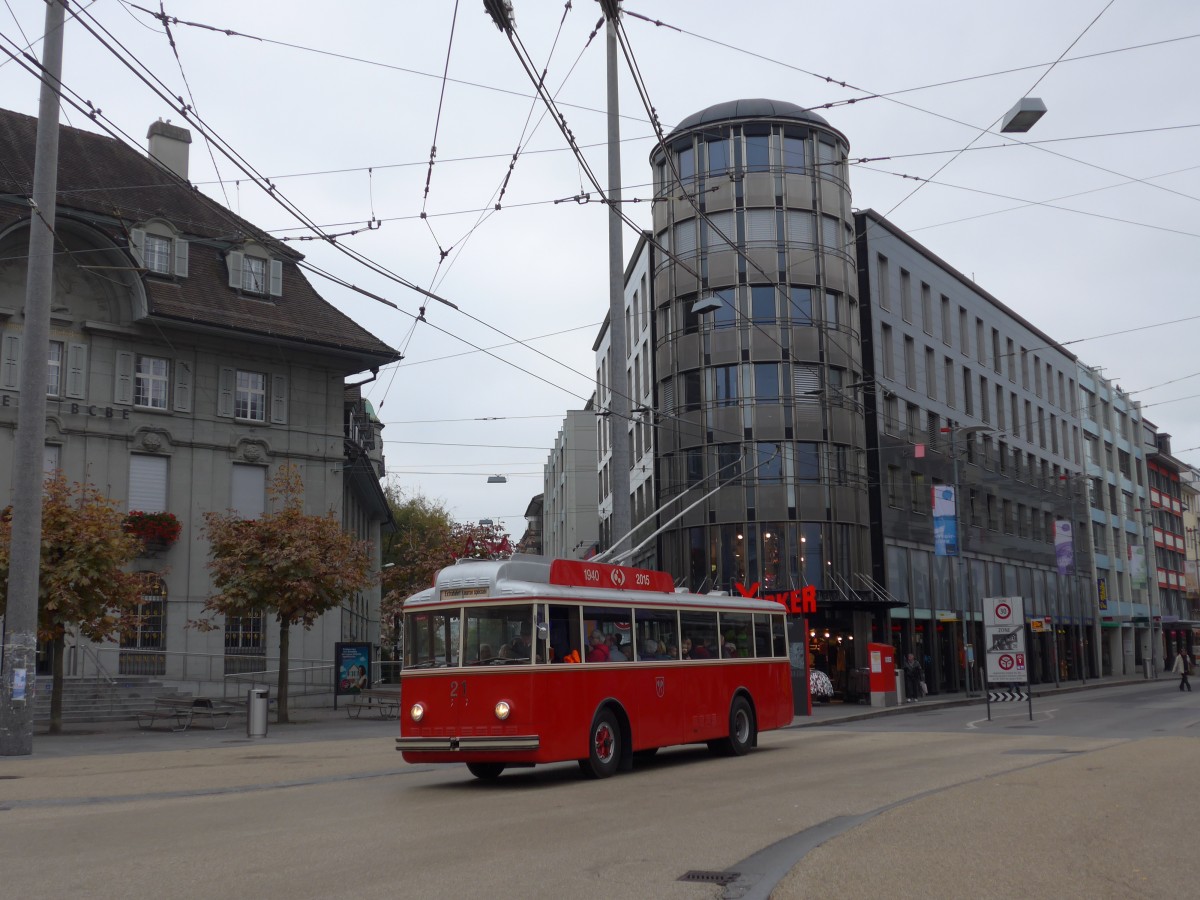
[586,630,610,662]
[608,635,628,662]
[641,638,661,660]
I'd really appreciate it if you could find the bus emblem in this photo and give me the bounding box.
[655,677,665,698]
[610,569,626,587]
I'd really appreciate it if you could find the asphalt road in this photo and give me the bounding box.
[0,682,1195,900]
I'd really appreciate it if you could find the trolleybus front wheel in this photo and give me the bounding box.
[579,708,621,778]
[467,763,505,780]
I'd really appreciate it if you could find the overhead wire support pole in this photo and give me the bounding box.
[1,0,66,757]
[601,0,632,558]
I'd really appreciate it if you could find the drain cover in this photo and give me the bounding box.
[679,871,738,886]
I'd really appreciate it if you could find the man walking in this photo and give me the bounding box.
[1171,647,1192,692]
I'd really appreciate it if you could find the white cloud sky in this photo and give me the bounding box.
[4,0,1199,531]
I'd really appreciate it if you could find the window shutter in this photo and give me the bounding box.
[704,211,734,252]
[745,209,775,244]
[217,366,235,417]
[821,215,838,249]
[227,251,243,289]
[114,351,134,405]
[174,239,189,278]
[130,228,146,266]
[43,444,61,475]
[1,333,20,390]
[268,259,283,297]
[662,381,674,416]
[794,364,820,398]
[65,342,88,400]
[673,220,696,257]
[173,360,192,412]
[231,464,267,519]
[270,374,288,424]
[787,211,814,246]
[128,454,168,513]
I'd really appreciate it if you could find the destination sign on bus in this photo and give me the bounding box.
[549,559,674,593]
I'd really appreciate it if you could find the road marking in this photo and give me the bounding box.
[966,707,1057,729]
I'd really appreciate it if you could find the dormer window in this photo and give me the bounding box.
[227,247,282,298]
[143,234,172,275]
[130,224,188,278]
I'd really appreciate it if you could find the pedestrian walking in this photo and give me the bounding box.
[1171,648,1192,692]
[902,653,925,703]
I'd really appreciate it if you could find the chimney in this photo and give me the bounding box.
[147,119,192,181]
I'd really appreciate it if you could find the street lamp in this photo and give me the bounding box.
[939,424,993,697]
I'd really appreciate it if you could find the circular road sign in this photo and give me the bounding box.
[995,602,1012,621]
[998,654,1015,671]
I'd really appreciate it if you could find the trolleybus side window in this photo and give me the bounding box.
[719,612,753,657]
[680,610,719,659]
[547,604,583,663]
[405,610,460,669]
[753,613,774,657]
[635,608,680,660]
[464,604,535,665]
[582,606,634,662]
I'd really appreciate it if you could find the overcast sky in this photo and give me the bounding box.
[4,1,1200,533]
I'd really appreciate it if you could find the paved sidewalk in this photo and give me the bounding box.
[790,671,1152,728]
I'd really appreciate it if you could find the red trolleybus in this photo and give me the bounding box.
[395,555,794,780]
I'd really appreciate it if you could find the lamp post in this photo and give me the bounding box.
[939,424,991,697]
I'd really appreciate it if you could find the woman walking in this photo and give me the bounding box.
[1171,648,1192,692]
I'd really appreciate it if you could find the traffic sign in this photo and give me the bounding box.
[985,597,1028,683]
[987,688,1029,702]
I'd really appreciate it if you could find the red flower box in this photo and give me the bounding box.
[124,510,182,547]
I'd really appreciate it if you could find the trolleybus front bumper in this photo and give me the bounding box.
[395,735,540,752]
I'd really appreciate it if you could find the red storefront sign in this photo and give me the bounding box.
[549,559,675,593]
[734,582,817,614]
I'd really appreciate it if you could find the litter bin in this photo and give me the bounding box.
[247,687,269,738]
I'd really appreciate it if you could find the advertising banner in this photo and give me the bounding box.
[932,485,958,557]
[335,642,371,696]
[1129,544,1147,590]
[1097,577,1108,611]
[1186,560,1199,596]
[1054,519,1074,575]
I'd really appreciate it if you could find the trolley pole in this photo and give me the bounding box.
[1,0,66,757]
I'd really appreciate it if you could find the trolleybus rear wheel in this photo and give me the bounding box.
[708,695,755,757]
[467,763,505,780]
[579,708,621,778]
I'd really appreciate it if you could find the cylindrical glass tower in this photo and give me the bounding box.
[649,99,870,602]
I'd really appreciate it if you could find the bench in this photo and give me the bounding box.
[346,687,400,719]
[137,697,238,732]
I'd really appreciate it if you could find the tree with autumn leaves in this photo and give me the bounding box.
[198,465,373,724]
[379,490,513,654]
[0,474,145,734]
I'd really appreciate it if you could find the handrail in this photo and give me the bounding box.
[79,641,116,686]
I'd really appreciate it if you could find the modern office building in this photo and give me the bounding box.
[0,109,397,698]
[856,209,1093,693]
[645,99,873,664]
[543,409,598,560]
[595,231,657,570]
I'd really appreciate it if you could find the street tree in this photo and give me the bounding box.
[199,465,373,723]
[380,494,512,658]
[0,474,144,734]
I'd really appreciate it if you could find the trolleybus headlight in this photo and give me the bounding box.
[410,702,425,723]
[494,700,511,720]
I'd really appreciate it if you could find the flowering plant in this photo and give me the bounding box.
[123,510,182,546]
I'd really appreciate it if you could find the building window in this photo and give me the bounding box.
[921,283,933,336]
[135,355,169,409]
[900,269,912,322]
[711,365,738,407]
[877,255,890,310]
[754,363,779,401]
[925,347,936,399]
[120,574,166,676]
[236,370,267,421]
[881,324,894,378]
[144,234,172,275]
[904,337,916,390]
[243,256,267,294]
[887,466,901,507]
[129,454,168,513]
[46,340,63,396]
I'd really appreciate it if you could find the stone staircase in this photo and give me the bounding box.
[32,676,187,725]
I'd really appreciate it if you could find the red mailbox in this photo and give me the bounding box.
[867,642,897,707]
